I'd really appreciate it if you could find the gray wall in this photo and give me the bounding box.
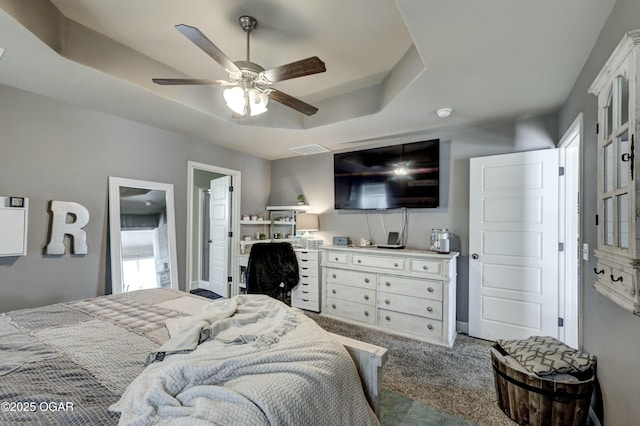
[0,83,270,313]
[559,0,640,423]
[270,114,557,323]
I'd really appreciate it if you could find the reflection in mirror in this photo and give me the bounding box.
[108,177,179,294]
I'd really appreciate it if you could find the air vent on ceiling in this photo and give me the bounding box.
[289,144,331,156]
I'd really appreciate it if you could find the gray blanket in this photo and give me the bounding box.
[0,289,378,425]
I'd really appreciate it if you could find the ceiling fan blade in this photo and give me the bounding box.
[152,78,229,85]
[263,56,326,83]
[268,89,318,116]
[175,24,239,72]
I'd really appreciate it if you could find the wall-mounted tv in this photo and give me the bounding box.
[334,139,439,210]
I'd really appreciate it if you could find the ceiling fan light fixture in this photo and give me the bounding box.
[248,89,268,116]
[223,86,246,115]
[224,86,268,117]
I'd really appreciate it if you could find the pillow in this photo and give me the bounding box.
[497,336,596,377]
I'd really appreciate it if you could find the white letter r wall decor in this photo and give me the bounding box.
[44,200,90,255]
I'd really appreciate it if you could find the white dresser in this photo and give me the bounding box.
[321,246,458,347]
[291,249,321,312]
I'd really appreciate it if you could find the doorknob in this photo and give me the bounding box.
[471,253,479,259]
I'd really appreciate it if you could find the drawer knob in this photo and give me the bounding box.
[426,306,433,313]
[394,263,398,267]
[385,299,390,305]
[302,283,309,286]
[385,281,391,287]
[332,289,336,294]
[357,259,362,264]
[427,287,434,293]
[332,304,336,309]
[423,265,429,270]
[364,311,369,316]
[385,315,391,321]
[427,324,433,331]
[334,257,339,261]
[364,295,369,300]
[364,278,370,283]
[302,299,309,302]
[332,274,337,279]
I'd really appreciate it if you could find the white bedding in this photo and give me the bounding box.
[110,294,379,425]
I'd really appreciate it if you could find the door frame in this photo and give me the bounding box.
[558,113,583,348]
[186,161,241,295]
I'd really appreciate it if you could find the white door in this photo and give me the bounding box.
[208,176,231,298]
[469,149,560,341]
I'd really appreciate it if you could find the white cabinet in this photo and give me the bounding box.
[589,30,640,314]
[291,249,321,312]
[236,248,321,312]
[321,246,458,347]
[0,196,28,257]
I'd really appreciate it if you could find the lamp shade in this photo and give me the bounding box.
[296,213,319,232]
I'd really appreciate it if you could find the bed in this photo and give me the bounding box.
[0,288,387,425]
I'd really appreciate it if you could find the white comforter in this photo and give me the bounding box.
[110,295,379,425]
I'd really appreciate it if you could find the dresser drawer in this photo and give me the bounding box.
[292,285,319,301]
[296,250,318,262]
[326,283,375,306]
[293,281,318,298]
[326,252,349,265]
[325,268,376,290]
[377,309,443,339]
[378,291,442,320]
[378,275,443,301]
[292,295,320,312]
[352,254,405,272]
[409,259,442,277]
[298,266,318,280]
[325,297,376,325]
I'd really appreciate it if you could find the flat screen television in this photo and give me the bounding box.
[334,139,439,210]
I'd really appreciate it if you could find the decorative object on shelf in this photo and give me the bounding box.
[9,196,24,208]
[296,213,319,248]
[242,215,250,221]
[297,194,306,205]
[251,215,258,221]
[259,233,267,240]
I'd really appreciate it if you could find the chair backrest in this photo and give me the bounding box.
[246,242,299,299]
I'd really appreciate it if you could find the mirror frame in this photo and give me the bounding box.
[108,176,179,294]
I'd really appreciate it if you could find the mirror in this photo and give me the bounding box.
[108,177,179,294]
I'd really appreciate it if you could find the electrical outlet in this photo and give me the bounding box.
[582,243,589,261]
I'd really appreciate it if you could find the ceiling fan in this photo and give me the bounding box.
[152,16,326,117]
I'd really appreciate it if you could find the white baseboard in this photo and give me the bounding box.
[457,321,469,334]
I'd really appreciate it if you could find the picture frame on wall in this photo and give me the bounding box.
[9,197,24,208]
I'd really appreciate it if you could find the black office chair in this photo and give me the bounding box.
[245,242,299,302]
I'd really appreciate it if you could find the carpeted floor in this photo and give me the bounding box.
[305,312,514,426]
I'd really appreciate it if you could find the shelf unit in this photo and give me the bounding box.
[239,205,309,251]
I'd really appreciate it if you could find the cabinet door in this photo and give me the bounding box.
[599,71,634,254]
